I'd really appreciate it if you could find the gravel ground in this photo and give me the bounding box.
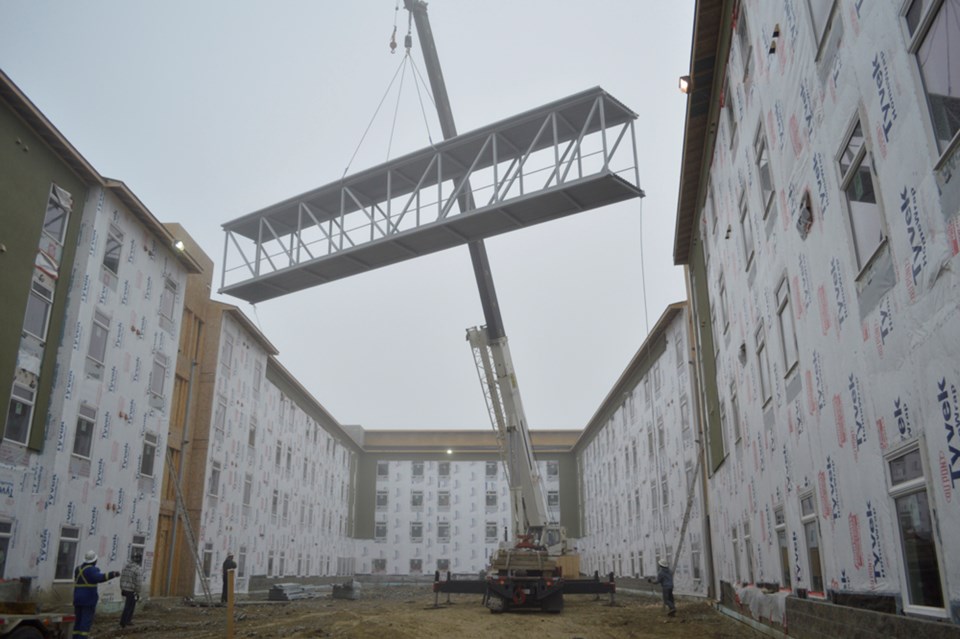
[87,584,764,639]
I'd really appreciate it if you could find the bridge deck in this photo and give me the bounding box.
[221,86,642,303]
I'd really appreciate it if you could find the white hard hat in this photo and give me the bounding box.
[658,559,669,568]
[84,550,98,563]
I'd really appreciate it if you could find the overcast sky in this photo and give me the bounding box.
[1,1,694,431]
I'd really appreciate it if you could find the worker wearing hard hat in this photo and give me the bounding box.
[653,559,676,616]
[73,550,120,638]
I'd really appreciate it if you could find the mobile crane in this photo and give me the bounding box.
[400,2,616,611]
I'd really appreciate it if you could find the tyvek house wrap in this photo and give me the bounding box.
[698,0,960,617]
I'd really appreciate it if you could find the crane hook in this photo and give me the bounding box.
[390,25,398,54]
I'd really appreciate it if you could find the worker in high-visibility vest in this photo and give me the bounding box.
[72,550,119,638]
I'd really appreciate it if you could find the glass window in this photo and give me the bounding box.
[410,522,423,541]
[775,506,792,589]
[102,225,123,276]
[485,491,497,508]
[485,461,498,478]
[23,280,54,342]
[547,491,560,508]
[807,0,836,51]
[377,461,389,477]
[486,522,498,541]
[214,396,227,440]
[719,273,729,331]
[437,558,450,572]
[410,558,422,573]
[238,546,247,578]
[372,558,387,573]
[5,383,35,445]
[888,446,945,609]
[43,184,71,244]
[140,432,158,478]
[87,310,110,369]
[438,461,450,476]
[159,277,177,322]
[777,277,799,374]
[376,490,388,509]
[73,404,96,459]
[744,521,755,584]
[208,461,221,496]
[150,354,167,397]
[54,526,80,581]
[725,76,738,149]
[732,525,742,583]
[243,473,252,506]
[202,543,213,578]
[756,322,772,405]
[800,492,825,592]
[740,194,754,270]
[437,521,450,542]
[0,521,11,578]
[730,384,742,442]
[755,128,775,218]
[221,334,233,378]
[907,0,960,153]
[411,491,423,508]
[412,461,424,477]
[248,416,257,448]
[547,460,559,477]
[438,491,450,508]
[839,119,885,271]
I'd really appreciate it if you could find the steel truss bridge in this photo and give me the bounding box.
[220,87,642,303]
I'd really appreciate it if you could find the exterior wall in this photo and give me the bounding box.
[0,94,90,456]
[356,458,561,576]
[575,306,708,596]
[191,317,357,596]
[2,183,189,603]
[687,0,960,624]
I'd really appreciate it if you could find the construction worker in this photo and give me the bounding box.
[221,552,237,603]
[652,559,676,616]
[73,550,119,638]
[119,549,143,627]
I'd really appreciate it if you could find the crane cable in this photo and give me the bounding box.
[343,3,437,176]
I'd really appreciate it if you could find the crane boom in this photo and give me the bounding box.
[467,327,549,538]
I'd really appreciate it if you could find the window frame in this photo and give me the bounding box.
[208,460,222,497]
[739,192,755,271]
[140,432,158,478]
[884,439,948,616]
[799,491,826,594]
[4,383,36,445]
[806,0,838,58]
[755,321,773,406]
[837,115,888,276]
[86,310,111,377]
[54,526,80,581]
[904,0,960,161]
[72,404,96,459]
[150,353,168,399]
[101,224,124,278]
[754,125,776,219]
[776,276,800,376]
[774,506,792,590]
[23,279,54,343]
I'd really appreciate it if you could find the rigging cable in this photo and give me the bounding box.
[341,54,407,178]
[385,56,410,161]
[638,193,650,335]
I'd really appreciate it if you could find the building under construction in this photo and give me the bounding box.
[2,0,960,635]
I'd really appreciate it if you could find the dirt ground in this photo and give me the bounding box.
[87,585,764,639]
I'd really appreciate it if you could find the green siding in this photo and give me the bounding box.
[689,239,723,472]
[0,103,89,450]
